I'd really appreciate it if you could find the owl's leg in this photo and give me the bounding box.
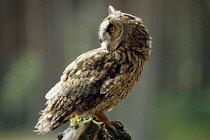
[93,111,122,127]
[93,111,121,130]
[93,111,110,124]
[94,111,123,136]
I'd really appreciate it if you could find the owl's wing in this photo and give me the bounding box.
[35,48,118,134]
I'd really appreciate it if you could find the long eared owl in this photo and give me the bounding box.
[35,6,152,134]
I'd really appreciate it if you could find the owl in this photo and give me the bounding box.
[35,6,152,134]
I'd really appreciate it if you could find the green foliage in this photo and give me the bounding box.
[154,88,210,140]
[0,50,43,129]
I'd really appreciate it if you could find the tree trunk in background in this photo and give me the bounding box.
[200,0,210,87]
[0,0,27,129]
[0,0,26,86]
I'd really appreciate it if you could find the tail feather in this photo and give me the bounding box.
[34,108,72,134]
[34,81,75,134]
[35,105,59,133]
[34,111,54,134]
[35,82,61,134]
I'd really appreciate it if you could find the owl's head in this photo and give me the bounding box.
[99,6,152,59]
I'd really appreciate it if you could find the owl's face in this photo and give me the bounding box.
[99,6,152,56]
[99,13,123,50]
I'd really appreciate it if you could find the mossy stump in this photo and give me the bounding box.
[57,117,132,140]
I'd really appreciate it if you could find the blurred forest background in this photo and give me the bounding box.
[0,0,210,140]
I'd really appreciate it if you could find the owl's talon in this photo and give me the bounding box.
[106,122,116,129]
[104,122,120,136]
[105,122,117,132]
[110,120,124,130]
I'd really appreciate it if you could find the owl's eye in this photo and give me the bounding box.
[110,27,115,32]
[107,24,115,33]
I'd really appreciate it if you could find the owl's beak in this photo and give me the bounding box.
[108,6,116,15]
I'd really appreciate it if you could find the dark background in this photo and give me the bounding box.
[0,0,210,140]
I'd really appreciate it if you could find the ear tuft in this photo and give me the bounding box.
[108,6,116,15]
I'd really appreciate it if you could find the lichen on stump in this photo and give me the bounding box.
[57,117,132,140]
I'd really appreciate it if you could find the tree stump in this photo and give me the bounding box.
[57,117,132,140]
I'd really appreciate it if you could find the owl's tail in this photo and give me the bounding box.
[35,109,75,134]
[34,82,76,134]
[34,82,62,134]
[34,110,55,134]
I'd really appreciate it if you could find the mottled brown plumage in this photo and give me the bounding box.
[35,6,152,134]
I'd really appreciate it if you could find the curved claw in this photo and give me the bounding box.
[110,121,124,129]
